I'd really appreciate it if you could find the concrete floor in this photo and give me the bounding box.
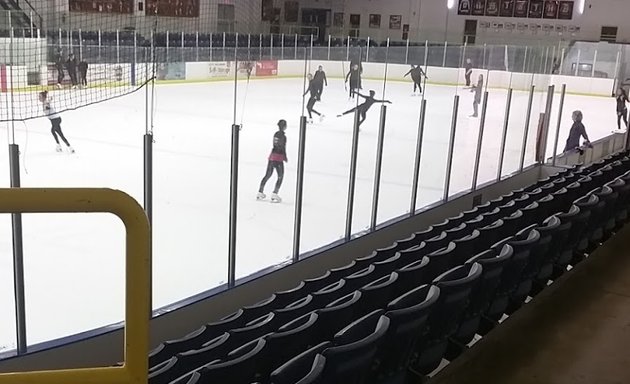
[430,225,630,384]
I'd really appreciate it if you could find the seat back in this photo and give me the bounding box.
[270,341,332,384]
[197,337,267,384]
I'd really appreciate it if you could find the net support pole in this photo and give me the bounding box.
[552,84,567,167]
[181,32,184,62]
[271,34,274,60]
[346,35,350,61]
[29,10,33,37]
[79,29,83,61]
[366,36,370,62]
[228,123,239,288]
[370,105,387,230]
[58,28,62,51]
[235,32,239,60]
[9,143,27,354]
[98,29,102,61]
[292,116,307,262]
[442,41,448,67]
[345,109,361,240]
[210,32,213,61]
[424,40,428,67]
[294,34,297,60]
[247,34,251,61]
[574,49,581,76]
[260,34,263,61]
[405,38,409,64]
[523,46,528,72]
[443,95,459,201]
[195,31,199,61]
[482,43,487,69]
[496,88,513,181]
[222,32,226,61]
[410,99,427,216]
[471,92,490,190]
[559,47,565,75]
[143,134,153,225]
[166,30,169,62]
[281,33,285,60]
[116,29,120,63]
[328,35,331,60]
[592,49,597,77]
[519,84,535,172]
[310,34,313,61]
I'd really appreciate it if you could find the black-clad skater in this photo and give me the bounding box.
[257,119,288,203]
[55,49,65,89]
[304,74,324,123]
[404,65,428,95]
[470,74,483,117]
[337,90,391,128]
[464,58,473,87]
[563,110,590,153]
[313,65,328,100]
[345,64,362,99]
[39,91,74,153]
[615,87,629,132]
[66,53,78,89]
[78,60,88,87]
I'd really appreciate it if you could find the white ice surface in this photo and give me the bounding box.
[0,77,620,351]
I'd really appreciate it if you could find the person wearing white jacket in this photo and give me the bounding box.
[39,91,74,153]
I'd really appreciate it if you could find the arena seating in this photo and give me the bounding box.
[144,150,630,383]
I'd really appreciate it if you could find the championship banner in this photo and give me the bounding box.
[529,0,544,18]
[500,0,515,16]
[486,0,500,16]
[543,0,559,18]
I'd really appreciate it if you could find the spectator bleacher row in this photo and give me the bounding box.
[144,151,630,384]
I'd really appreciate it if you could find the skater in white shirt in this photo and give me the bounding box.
[39,91,74,153]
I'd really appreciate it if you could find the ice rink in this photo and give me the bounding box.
[0,75,621,350]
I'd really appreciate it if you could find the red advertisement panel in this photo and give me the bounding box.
[256,60,278,77]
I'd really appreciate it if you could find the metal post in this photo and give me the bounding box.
[366,36,370,62]
[294,33,297,60]
[523,46,528,72]
[9,144,26,354]
[405,38,409,64]
[345,108,362,240]
[591,49,597,77]
[227,124,239,288]
[519,85,535,171]
[143,134,153,223]
[222,32,226,61]
[328,35,331,60]
[209,32,213,61]
[442,41,448,67]
[270,33,274,60]
[496,88,513,181]
[116,29,120,63]
[574,49,581,76]
[543,46,549,73]
[181,32,185,62]
[260,34,263,61]
[98,29,102,62]
[29,10,33,37]
[410,99,427,215]
[443,95,459,201]
[281,33,285,60]
[370,105,387,230]
[424,40,428,67]
[78,29,83,61]
[551,84,567,166]
[559,47,565,75]
[310,34,313,61]
[538,85,555,163]
[346,35,350,61]
[235,32,238,60]
[292,116,307,262]
[58,27,62,52]
[613,50,621,92]
[166,30,169,62]
[481,43,487,69]
[195,31,199,61]
[248,34,251,61]
[471,92,490,190]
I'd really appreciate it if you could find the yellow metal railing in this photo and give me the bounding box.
[0,188,150,384]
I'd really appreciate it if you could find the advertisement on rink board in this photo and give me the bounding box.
[157,62,186,80]
[255,60,278,76]
[208,61,231,78]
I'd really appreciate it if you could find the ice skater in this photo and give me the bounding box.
[78,59,88,87]
[304,74,324,123]
[55,49,65,89]
[337,90,391,128]
[470,74,484,117]
[404,65,428,95]
[563,110,590,153]
[313,65,328,101]
[615,87,629,132]
[66,53,78,89]
[257,119,288,203]
[39,91,74,154]
[464,58,473,87]
[345,64,362,99]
